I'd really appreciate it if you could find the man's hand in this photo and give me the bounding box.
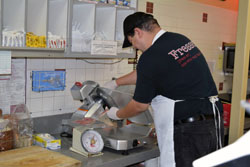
[107,107,122,120]
[103,80,118,90]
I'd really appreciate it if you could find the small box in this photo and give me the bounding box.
[33,133,61,150]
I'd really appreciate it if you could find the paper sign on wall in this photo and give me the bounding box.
[0,51,11,75]
[91,40,117,55]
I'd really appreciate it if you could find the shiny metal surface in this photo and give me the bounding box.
[98,87,154,125]
[71,81,99,101]
[33,114,160,167]
[95,124,152,150]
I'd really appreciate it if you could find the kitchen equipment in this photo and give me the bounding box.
[69,80,153,125]
[65,80,154,153]
[70,126,104,157]
[96,124,152,151]
[0,146,81,167]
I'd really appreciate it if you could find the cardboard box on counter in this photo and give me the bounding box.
[33,133,61,150]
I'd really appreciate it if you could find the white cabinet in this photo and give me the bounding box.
[95,5,116,41]
[48,0,68,49]
[0,0,137,58]
[3,0,25,32]
[69,1,136,58]
[71,2,95,53]
[27,0,47,36]
[2,0,26,47]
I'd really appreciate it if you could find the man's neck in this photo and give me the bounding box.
[143,27,162,51]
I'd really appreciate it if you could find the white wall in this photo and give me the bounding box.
[0,0,238,117]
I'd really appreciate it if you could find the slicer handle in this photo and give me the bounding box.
[75,82,83,87]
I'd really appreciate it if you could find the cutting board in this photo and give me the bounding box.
[0,146,81,167]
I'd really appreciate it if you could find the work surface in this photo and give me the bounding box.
[0,146,81,167]
[54,134,160,167]
[31,114,160,167]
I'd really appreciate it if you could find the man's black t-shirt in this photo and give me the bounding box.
[133,32,220,120]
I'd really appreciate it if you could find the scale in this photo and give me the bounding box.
[70,126,104,157]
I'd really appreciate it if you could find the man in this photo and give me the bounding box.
[104,12,223,167]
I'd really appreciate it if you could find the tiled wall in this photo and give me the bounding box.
[25,58,133,117]
[0,0,238,117]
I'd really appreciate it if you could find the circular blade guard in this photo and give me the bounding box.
[97,87,153,125]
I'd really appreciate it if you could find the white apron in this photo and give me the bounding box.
[151,95,177,167]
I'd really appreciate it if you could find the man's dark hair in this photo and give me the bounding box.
[126,14,159,36]
[122,12,160,48]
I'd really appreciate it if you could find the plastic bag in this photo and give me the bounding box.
[10,104,33,148]
[0,114,14,151]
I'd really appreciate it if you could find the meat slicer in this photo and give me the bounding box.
[62,80,154,155]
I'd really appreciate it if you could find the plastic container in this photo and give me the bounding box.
[223,103,231,127]
[0,129,14,151]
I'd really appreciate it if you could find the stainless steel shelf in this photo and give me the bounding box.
[65,52,135,59]
[6,48,135,59]
[0,47,65,52]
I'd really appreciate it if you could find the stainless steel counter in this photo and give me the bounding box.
[53,134,160,167]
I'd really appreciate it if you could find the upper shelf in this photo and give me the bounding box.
[0,0,137,58]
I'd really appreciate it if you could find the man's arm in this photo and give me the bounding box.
[116,70,137,86]
[116,99,149,118]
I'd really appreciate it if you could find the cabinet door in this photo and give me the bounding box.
[48,0,68,49]
[115,9,134,42]
[2,0,26,47]
[95,5,116,41]
[3,0,25,31]
[116,8,134,54]
[27,0,47,36]
[71,2,95,52]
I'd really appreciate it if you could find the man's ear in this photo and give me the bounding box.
[134,28,143,38]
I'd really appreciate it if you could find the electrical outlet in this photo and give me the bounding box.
[202,13,208,23]
[146,2,153,14]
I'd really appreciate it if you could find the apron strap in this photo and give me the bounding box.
[209,96,222,149]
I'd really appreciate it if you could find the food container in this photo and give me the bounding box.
[33,133,61,150]
[0,112,14,151]
[0,129,14,151]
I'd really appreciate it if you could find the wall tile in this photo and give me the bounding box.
[85,69,95,81]
[75,69,85,82]
[64,95,75,109]
[30,98,43,113]
[85,60,96,69]
[66,69,76,82]
[29,59,44,70]
[76,60,86,69]
[42,97,54,112]
[55,59,66,69]
[65,82,75,96]
[42,91,55,98]
[44,59,55,70]
[54,96,65,111]
[66,59,77,69]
